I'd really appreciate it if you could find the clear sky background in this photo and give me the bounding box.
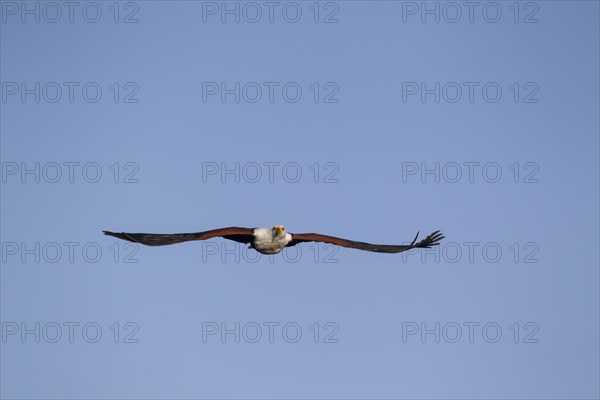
[1,1,599,399]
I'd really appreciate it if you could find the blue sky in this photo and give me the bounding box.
[1,1,599,399]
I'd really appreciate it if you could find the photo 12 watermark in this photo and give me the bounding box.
[2,321,140,344]
[401,162,539,184]
[1,82,140,104]
[200,1,340,24]
[199,241,340,264]
[1,162,140,184]
[201,321,339,343]
[1,241,140,264]
[1,1,140,24]
[400,2,540,24]
[400,241,540,264]
[201,161,340,184]
[401,81,539,104]
[201,81,339,104]
[401,321,539,344]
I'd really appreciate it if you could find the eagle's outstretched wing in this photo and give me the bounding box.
[287,230,444,253]
[103,227,255,246]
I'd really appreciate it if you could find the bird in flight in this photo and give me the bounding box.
[103,226,444,255]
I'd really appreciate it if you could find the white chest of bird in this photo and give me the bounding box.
[251,226,292,254]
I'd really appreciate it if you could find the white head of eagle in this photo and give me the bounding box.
[251,225,292,254]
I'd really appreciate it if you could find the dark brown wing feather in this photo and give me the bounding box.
[103,227,255,246]
[287,230,444,254]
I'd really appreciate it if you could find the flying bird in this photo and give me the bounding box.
[103,226,444,255]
